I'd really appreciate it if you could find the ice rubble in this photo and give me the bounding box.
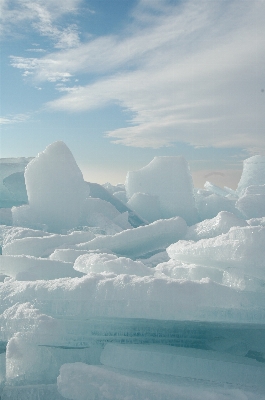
[0,141,265,399]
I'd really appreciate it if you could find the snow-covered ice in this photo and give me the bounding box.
[0,141,265,399]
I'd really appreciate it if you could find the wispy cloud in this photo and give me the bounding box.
[0,0,81,48]
[0,113,31,125]
[8,0,265,153]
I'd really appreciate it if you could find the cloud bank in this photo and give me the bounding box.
[8,0,265,153]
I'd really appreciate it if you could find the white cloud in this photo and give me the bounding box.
[0,0,81,48]
[8,0,265,153]
[0,113,30,125]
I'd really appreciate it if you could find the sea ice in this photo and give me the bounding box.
[0,255,83,281]
[81,197,132,233]
[74,253,153,276]
[1,145,265,399]
[100,343,265,387]
[195,191,240,220]
[0,157,32,208]
[15,141,86,233]
[57,362,265,400]
[167,225,265,280]
[75,216,187,258]
[185,211,248,241]
[236,185,265,218]
[237,155,265,196]
[127,192,162,223]
[125,156,198,225]
[2,230,95,257]
[1,274,264,322]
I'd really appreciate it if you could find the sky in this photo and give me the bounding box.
[0,0,264,188]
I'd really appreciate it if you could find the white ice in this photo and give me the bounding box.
[126,156,198,225]
[13,141,86,233]
[1,142,265,399]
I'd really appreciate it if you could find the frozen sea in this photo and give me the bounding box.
[0,142,265,399]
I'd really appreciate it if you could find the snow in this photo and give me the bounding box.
[0,141,265,399]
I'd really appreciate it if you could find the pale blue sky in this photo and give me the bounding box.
[1,0,264,187]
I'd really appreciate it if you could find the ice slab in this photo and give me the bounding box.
[0,157,32,208]
[168,226,265,280]
[154,259,224,284]
[88,182,146,228]
[237,155,265,196]
[247,217,265,226]
[0,255,83,281]
[127,192,162,223]
[236,192,265,219]
[204,181,233,197]
[185,211,248,241]
[112,190,127,203]
[22,141,86,233]
[0,209,12,226]
[1,274,265,322]
[74,253,153,276]
[195,192,240,221]
[2,230,95,257]
[1,226,52,247]
[81,198,132,234]
[57,362,265,400]
[100,343,265,387]
[49,248,90,263]
[75,217,187,258]
[126,156,198,225]
[3,171,28,204]
[1,384,65,400]
[138,251,169,268]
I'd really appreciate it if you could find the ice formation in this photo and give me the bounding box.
[13,141,86,233]
[125,156,198,225]
[0,143,265,399]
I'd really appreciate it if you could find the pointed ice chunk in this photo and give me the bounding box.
[237,155,265,196]
[15,141,86,233]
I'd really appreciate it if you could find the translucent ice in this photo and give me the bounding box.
[16,141,86,233]
[126,156,198,225]
[3,171,28,205]
[237,155,265,196]
[236,186,265,218]
[168,226,265,280]
[100,343,265,387]
[81,197,132,233]
[74,253,153,276]
[185,211,248,241]
[195,191,239,221]
[57,362,265,400]
[1,274,264,322]
[75,217,187,258]
[0,157,32,208]
[127,192,162,223]
[2,230,95,257]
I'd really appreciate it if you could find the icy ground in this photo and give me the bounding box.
[0,141,265,399]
